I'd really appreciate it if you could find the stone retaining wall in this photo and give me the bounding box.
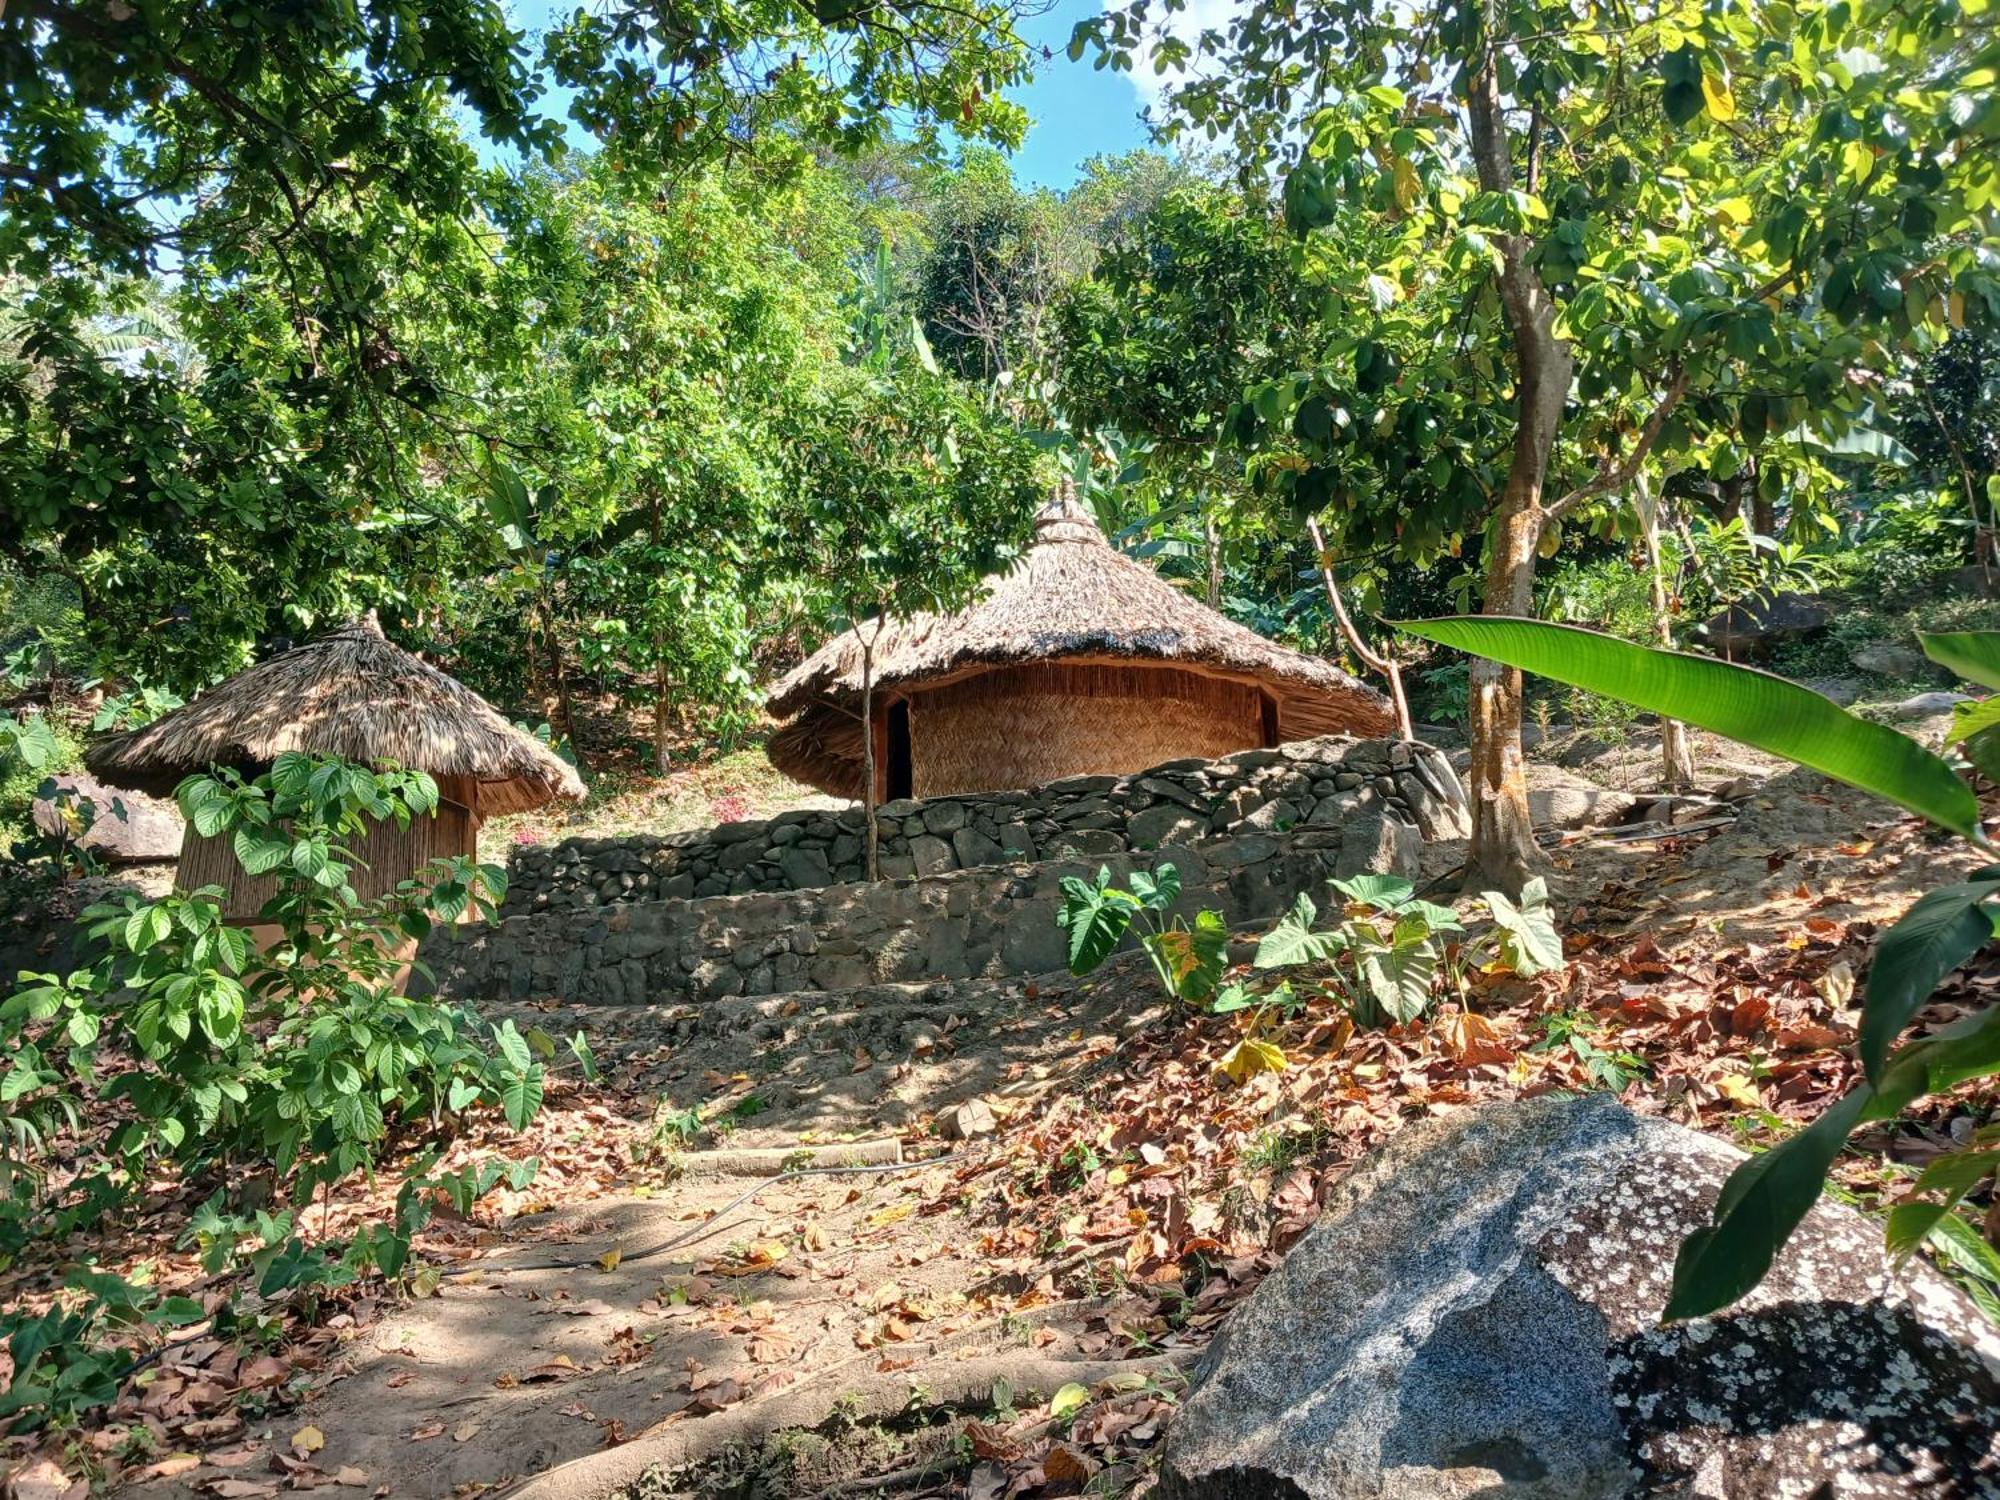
[426,821,1420,1007]
[502,736,1467,914]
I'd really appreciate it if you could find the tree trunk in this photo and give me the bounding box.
[856,619,882,882]
[1466,502,1549,890]
[1636,477,1696,790]
[1461,6,1569,893]
[1205,513,1223,610]
[540,592,588,774]
[648,493,670,774]
[653,658,672,774]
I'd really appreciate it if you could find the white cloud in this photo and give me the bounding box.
[1115,0,1250,117]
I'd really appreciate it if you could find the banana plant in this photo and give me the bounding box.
[1399,616,2000,1319]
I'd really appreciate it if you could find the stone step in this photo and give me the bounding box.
[422,815,1429,1008]
[500,735,1468,915]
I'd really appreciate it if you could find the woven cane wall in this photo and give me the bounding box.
[176,793,478,921]
[907,663,1265,798]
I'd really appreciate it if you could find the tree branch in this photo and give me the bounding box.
[1546,365,1689,520]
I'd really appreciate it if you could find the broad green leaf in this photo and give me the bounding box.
[1254,891,1347,969]
[1331,873,1416,909]
[1921,631,2000,691]
[1886,1200,1954,1259]
[1926,1210,2000,1291]
[1360,934,1438,1023]
[1397,619,1981,838]
[1665,1085,1870,1320]
[502,1065,544,1130]
[494,1019,533,1073]
[1149,909,1227,1003]
[1859,870,2000,1082]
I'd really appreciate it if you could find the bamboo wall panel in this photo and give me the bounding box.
[176,800,477,921]
[907,663,1265,798]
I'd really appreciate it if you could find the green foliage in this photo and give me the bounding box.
[1398,614,2000,1317]
[0,755,591,1422]
[1253,875,1467,1028]
[1055,863,1226,1006]
[1530,1011,1650,1093]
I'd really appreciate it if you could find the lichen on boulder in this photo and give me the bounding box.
[1161,1095,2000,1499]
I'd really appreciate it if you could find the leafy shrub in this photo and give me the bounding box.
[0,753,591,1425]
[1055,867,1563,1083]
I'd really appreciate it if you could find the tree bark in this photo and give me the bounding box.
[1462,18,1568,892]
[855,617,883,882]
[1205,512,1223,610]
[648,492,671,773]
[1635,476,1695,790]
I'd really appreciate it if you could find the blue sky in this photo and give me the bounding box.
[500,0,1155,190]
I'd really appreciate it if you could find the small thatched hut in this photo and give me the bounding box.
[767,490,1395,800]
[88,615,584,919]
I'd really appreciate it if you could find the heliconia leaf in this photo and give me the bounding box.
[1919,630,2000,691]
[1397,618,1980,838]
[1664,1086,1870,1320]
[1859,870,2000,1083]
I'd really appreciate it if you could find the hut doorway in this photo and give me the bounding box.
[885,699,913,801]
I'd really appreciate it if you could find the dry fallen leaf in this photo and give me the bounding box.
[290,1424,326,1456]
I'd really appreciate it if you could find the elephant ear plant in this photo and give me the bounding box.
[1400,617,2000,1319]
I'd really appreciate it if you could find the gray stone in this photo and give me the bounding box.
[1698,590,1829,656]
[1851,639,1930,679]
[1129,804,1206,849]
[33,774,184,862]
[1305,793,1357,828]
[996,822,1036,860]
[950,826,1006,869]
[1160,1096,2000,1500]
[768,821,804,846]
[921,800,968,834]
[1334,810,1419,879]
[908,834,956,876]
[876,797,922,820]
[708,818,770,844]
[1527,766,1639,831]
[1802,675,1864,707]
[778,845,833,890]
[878,853,917,880]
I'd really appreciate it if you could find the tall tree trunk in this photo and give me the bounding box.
[1636,476,1695,790]
[857,621,883,881]
[540,590,588,774]
[648,493,670,773]
[1463,17,1569,892]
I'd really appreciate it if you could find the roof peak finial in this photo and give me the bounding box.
[1033,477,1102,539]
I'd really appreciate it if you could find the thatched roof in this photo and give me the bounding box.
[766,489,1394,796]
[88,616,586,817]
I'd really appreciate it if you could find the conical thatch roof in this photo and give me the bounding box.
[766,489,1394,796]
[88,616,585,817]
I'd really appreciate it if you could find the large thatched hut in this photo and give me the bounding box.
[767,490,1395,800]
[88,615,584,919]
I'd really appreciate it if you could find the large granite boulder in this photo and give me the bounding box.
[1697,591,1829,657]
[1526,766,1639,831]
[31,773,183,862]
[1162,1096,2000,1499]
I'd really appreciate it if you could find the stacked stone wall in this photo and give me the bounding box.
[428,824,1419,1007]
[501,736,1466,914]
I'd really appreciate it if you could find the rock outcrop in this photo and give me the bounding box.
[1162,1096,2000,1499]
[31,773,184,862]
